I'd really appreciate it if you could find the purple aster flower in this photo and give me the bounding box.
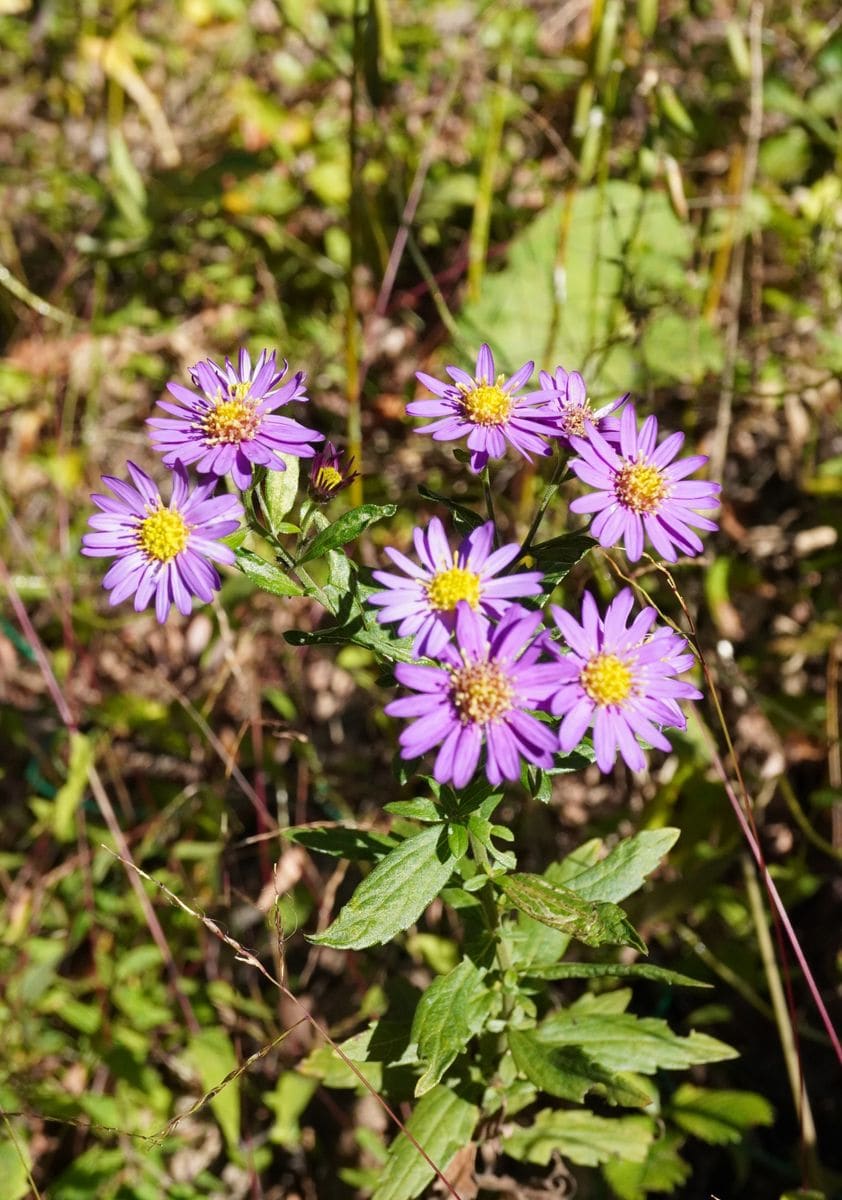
[567,403,721,562]
[548,588,702,773]
[309,441,360,501]
[148,348,323,491]
[81,461,243,624]
[537,366,626,447]
[409,343,556,474]
[368,517,544,658]
[385,603,560,788]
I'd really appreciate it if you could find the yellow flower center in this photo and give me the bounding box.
[427,565,482,612]
[614,460,668,513]
[138,504,190,562]
[459,376,512,426]
[202,387,260,445]
[581,653,633,706]
[315,465,344,492]
[450,660,514,725]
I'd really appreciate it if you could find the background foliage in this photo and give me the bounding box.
[1,0,840,1197]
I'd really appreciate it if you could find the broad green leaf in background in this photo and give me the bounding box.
[53,732,94,843]
[566,828,680,903]
[184,1027,240,1151]
[298,503,397,563]
[0,1134,32,1200]
[265,1072,318,1149]
[371,1084,478,1200]
[503,1108,654,1168]
[602,1130,690,1200]
[668,1084,774,1144]
[412,959,490,1096]
[235,547,304,597]
[311,824,456,949]
[508,1028,654,1108]
[498,873,646,952]
[536,1012,738,1074]
[457,181,699,397]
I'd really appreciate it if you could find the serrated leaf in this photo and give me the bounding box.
[311,824,456,949]
[603,1131,690,1199]
[524,962,710,988]
[284,824,396,861]
[499,873,646,952]
[184,1028,240,1150]
[412,960,488,1096]
[566,829,680,903]
[235,547,304,597]
[536,1012,739,1074]
[503,1109,653,1168]
[298,503,396,563]
[372,1085,478,1200]
[529,531,597,585]
[417,485,485,534]
[262,454,299,528]
[669,1084,774,1145]
[508,1029,653,1108]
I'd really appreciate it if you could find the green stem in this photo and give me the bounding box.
[481,467,500,546]
[741,854,822,1186]
[520,455,568,557]
[469,832,515,1010]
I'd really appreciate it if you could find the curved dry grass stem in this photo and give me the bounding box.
[106,850,465,1200]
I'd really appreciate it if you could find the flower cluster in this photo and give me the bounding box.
[379,343,720,779]
[85,347,324,622]
[86,337,717,779]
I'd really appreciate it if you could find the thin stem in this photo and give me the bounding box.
[520,455,569,557]
[741,854,821,1186]
[481,467,500,546]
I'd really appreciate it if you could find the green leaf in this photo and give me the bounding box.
[184,1027,240,1151]
[284,824,397,861]
[311,825,456,949]
[566,829,680,903]
[508,840,604,970]
[529,532,597,586]
[536,1012,739,1074]
[298,503,397,563]
[265,1072,318,1149]
[498,873,646,953]
[524,962,710,988]
[508,1029,653,1108]
[417,485,485,534]
[412,959,489,1096]
[457,181,695,398]
[53,733,94,843]
[235,547,304,597]
[0,1133,33,1200]
[383,798,442,822]
[503,1109,653,1168]
[371,1085,478,1200]
[669,1084,774,1145]
[603,1131,690,1199]
[262,454,300,529]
